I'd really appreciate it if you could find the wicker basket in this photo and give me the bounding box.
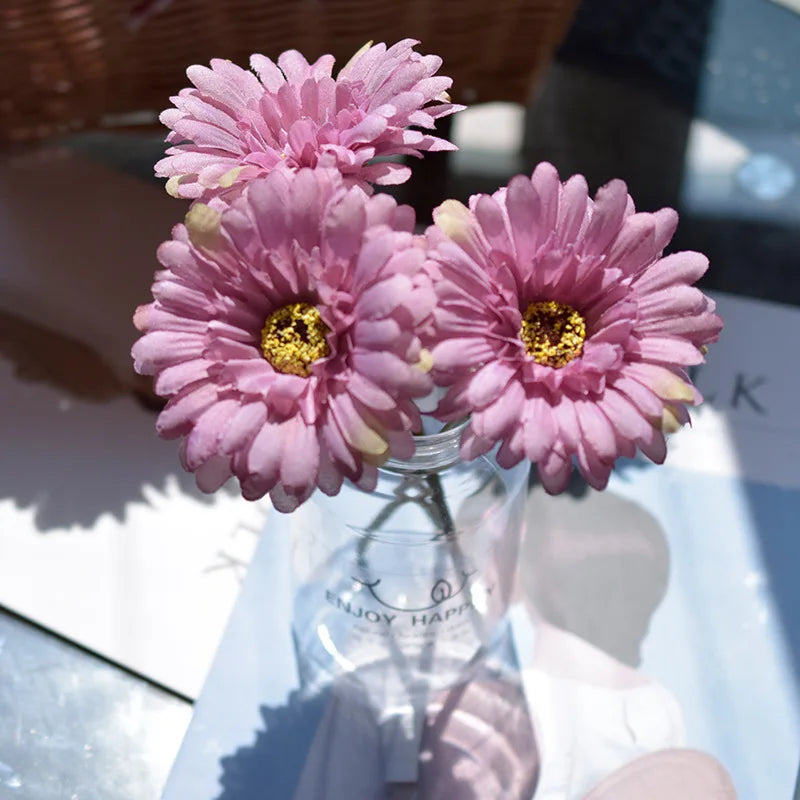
[0,0,578,143]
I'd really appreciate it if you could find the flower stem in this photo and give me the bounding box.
[424,472,455,537]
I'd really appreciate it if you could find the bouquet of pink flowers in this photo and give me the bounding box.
[132,39,722,513]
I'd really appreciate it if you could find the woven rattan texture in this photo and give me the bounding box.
[0,0,577,142]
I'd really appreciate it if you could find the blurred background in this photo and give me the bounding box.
[0,0,799,797]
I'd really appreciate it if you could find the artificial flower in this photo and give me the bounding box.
[155,39,462,200]
[132,167,436,511]
[426,162,723,493]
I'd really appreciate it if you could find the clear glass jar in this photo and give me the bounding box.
[290,422,529,705]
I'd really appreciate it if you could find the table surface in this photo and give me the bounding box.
[2,0,800,796]
[0,612,191,800]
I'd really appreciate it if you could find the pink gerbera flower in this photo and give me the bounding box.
[426,162,723,493]
[132,167,436,512]
[155,39,462,201]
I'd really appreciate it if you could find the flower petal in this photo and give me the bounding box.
[195,455,233,493]
[279,416,320,493]
[472,379,525,441]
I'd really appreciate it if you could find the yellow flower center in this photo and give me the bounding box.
[520,300,586,368]
[260,302,331,377]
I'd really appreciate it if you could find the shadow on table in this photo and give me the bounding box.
[215,690,330,800]
[0,145,215,532]
[215,652,538,800]
[0,331,209,532]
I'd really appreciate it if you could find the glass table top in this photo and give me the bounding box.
[1,0,799,796]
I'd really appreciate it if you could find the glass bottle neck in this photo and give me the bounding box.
[383,420,469,474]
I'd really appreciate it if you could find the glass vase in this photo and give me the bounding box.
[290,422,529,705]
